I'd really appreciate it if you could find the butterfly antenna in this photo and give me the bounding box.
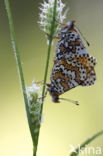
[59,98,79,106]
[75,25,90,46]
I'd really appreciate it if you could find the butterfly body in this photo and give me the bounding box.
[47,21,96,103]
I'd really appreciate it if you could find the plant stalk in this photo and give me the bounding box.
[42,0,57,101]
[35,0,58,153]
[71,130,103,156]
[4,0,37,154]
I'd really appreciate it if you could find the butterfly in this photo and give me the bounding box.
[47,21,96,103]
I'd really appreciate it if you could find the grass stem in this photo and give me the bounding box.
[70,130,103,156]
[4,0,37,155]
[35,0,58,153]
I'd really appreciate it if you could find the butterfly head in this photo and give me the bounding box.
[59,20,76,38]
[46,84,79,105]
[66,20,76,28]
[47,84,60,103]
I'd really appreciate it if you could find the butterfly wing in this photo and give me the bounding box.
[74,55,96,86]
[50,59,81,95]
[51,21,97,96]
[54,25,88,62]
[50,54,96,95]
[66,54,97,86]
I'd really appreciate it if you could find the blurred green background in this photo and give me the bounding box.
[0,0,103,156]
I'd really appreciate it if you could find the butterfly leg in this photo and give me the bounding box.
[37,89,48,101]
[35,80,44,85]
[46,32,60,39]
[35,81,51,87]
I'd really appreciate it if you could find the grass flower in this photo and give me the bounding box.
[26,81,42,135]
[39,0,66,37]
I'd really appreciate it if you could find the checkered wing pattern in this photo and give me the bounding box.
[54,25,88,62]
[48,21,97,102]
[50,54,96,94]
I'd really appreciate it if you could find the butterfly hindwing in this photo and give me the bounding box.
[51,53,96,95]
[76,55,96,86]
[50,59,81,94]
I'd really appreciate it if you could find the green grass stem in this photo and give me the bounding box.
[4,0,38,155]
[70,130,103,156]
[34,0,58,153]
